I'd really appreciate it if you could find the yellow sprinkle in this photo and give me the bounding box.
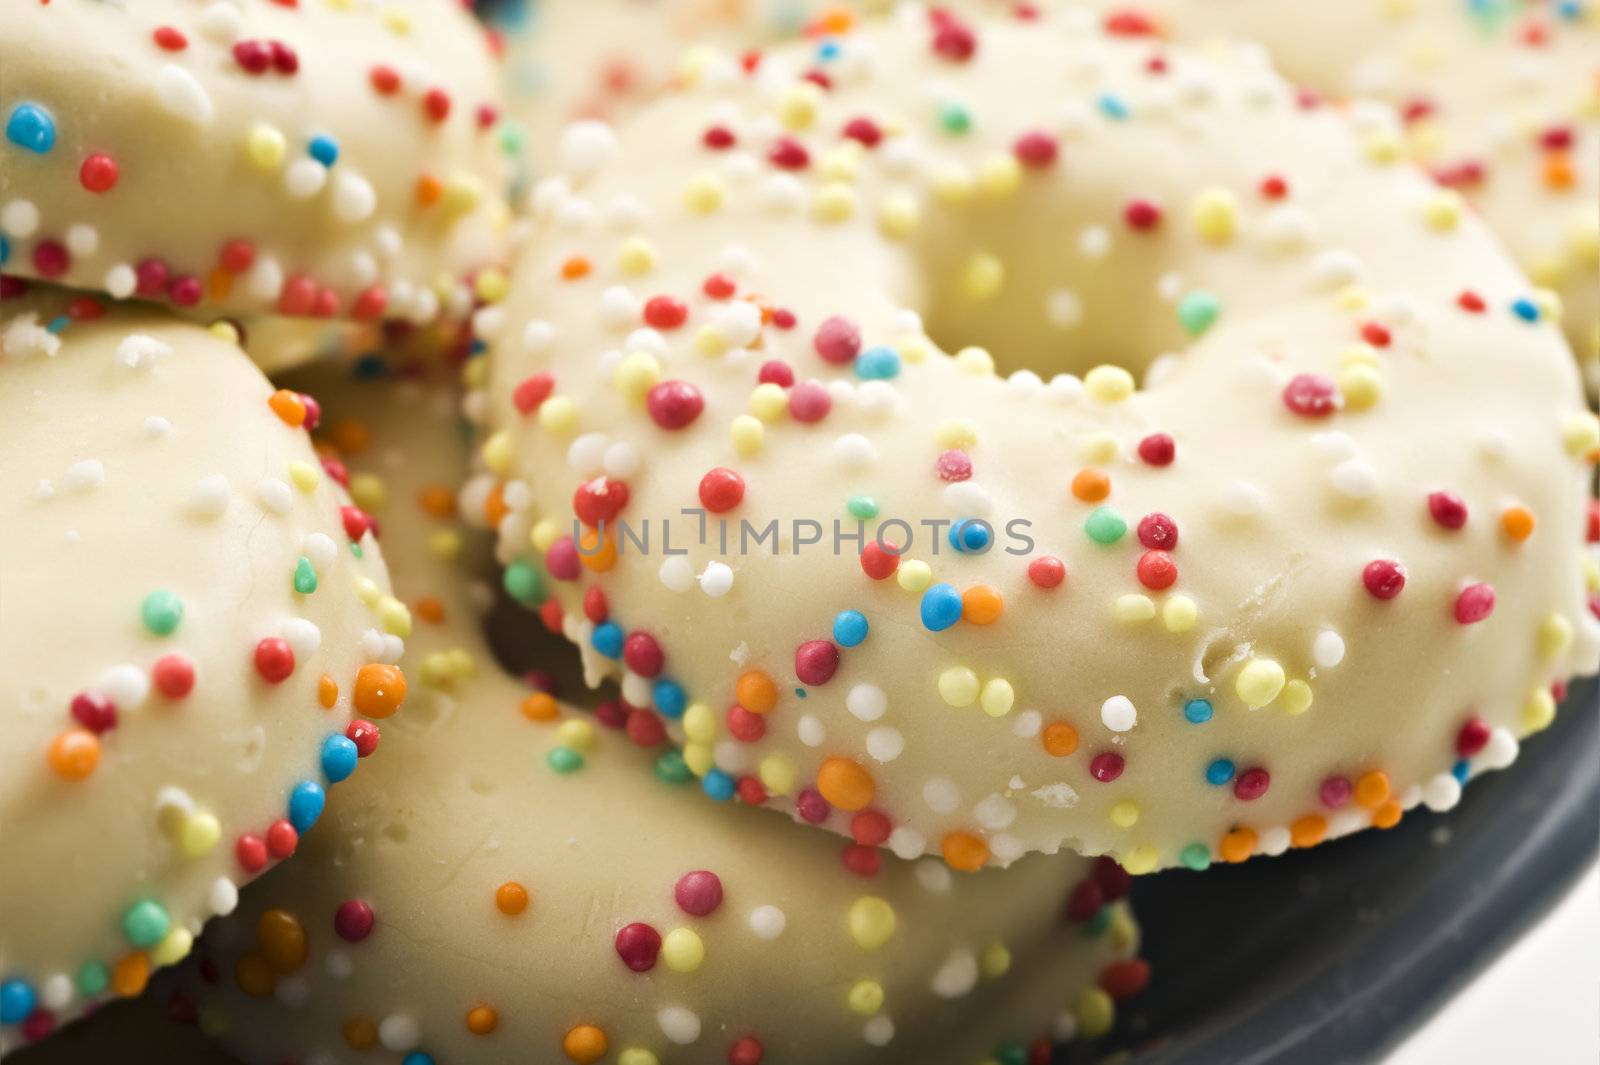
[381,8,413,34]
[932,166,976,205]
[683,742,714,777]
[1338,364,1384,410]
[1078,431,1118,464]
[977,154,1022,197]
[1537,613,1574,661]
[1335,284,1372,311]
[1584,557,1599,594]
[1282,679,1314,716]
[954,346,995,376]
[758,755,796,796]
[682,703,717,744]
[1533,287,1563,321]
[676,46,716,86]
[877,192,921,239]
[934,419,978,450]
[1162,595,1198,633]
[961,252,1005,301]
[897,559,932,593]
[938,667,980,708]
[1190,187,1238,244]
[1120,844,1159,876]
[661,928,705,973]
[731,414,765,457]
[149,928,194,968]
[1422,190,1463,231]
[378,597,412,638]
[555,718,597,752]
[1339,342,1380,368]
[474,267,509,304]
[812,182,858,223]
[778,83,821,130]
[428,528,461,561]
[979,678,1014,718]
[349,473,385,512]
[206,321,241,346]
[1076,988,1116,1038]
[683,172,725,214]
[179,811,221,858]
[1084,365,1135,403]
[847,980,884,1015]
[1522,686,1556,733]
[354,577,381,608]
[1109,905,1138,952]
[1236,657,1286,709]
[619,1050,660,1065]
[1561,412,1599,458]
[244,124,286,170]
[1363,131,1403,164]
[287,461,320,494]
[617,237,657,276]
[820,143,862,182]
[1114,594,1156,623]
[979,942,1012,978]
[440,174,484,215]
[693,325,728,358]
[613,351,662,404]
[530,520,559,554]
[539,396,577,435]
[480,433,513,477]
[899,338,931,364]
[848,897,896,951]
[1110,800,1141,828]
[749,382,789,421]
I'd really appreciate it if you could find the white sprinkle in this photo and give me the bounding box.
[1100,695,1137,732]
[188,475,231,518]
[712,301,762,347]
[863,1016,896,1047]
[275,975,310,1008]
[698,561,734,597]
[156,64,214,124]
[1,199,40,239]
[302,532,337,571]
[567,432,610,474]
[255,477,293,515]
[559,120,619,176]
[748,905,786,940]
[1012,709,1042,738]
[285,159,327,199]
[104,263,137,299]
[1312,630,1345,669]
[99,664,150,710]
[209,877,239,917]
[602,442,639,478]
[1259,827,1291,856]
[974,793,1017,830]
[599,286,638,328]
[39,975,72,1012]
[245,256,284,302]
[2,312,60,359]
[1031,782,1079,809]
[988,834,1025,865]
[865,726,905,763]
[65,223,98,257]
[1423,773,1462,812]
[142,416,173,439]
[522,319,556,353]
[1480,728,1519,770]
[796,714,825,747]
[887,826,925,860]
[1310,430,1356,460]
[846,683,887,722]
[325,950,354,979]
[282,618,322,658]
[154,786,195,835]
[197,1,243,41]
[914,858,953,894]
[332,173,377,222]
[1329,458,1378,498]
[63,459,105,493]
[1077,225,1111,258]
[1311,249,1363,288]
[377,1014,419,1052]
[1046,288,1083,329]
[114,334,172,371]
[657,1007,701,1045]
[930,950,979,998]
[922,777,960,814]
[658,556,693,592]
[1220,480,1265,517]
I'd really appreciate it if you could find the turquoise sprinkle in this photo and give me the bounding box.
[654,749,693,784]
[75,962,109,998]
[1084,506,1127,545]
[292,556,319,595]
[1183,698,1214,724]
[1177,290,1222,336]
[854,345,901,380]
[121,899,170,949]
[5,102,56,153]
[939,102,972,134]
[140,590,184,636]
[702,769,736,800]
[1084,907,1112,937]
[1097,93,1130,120]
[502,558,543,605]
[547,747,584,774]
[1180,843,1212,871]
[846,496,879,520]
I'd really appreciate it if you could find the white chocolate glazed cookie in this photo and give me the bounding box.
[474,7,1600,874]
[0,0,511,327]
[173,367,1144,1065]
[0,288,411,1051]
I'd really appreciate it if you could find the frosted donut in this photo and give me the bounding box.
[1079,0,1600,387]
[172,368,1144,1065]
[475,7,1600,875]
[0,289,411,1050]
[0,0,510,327]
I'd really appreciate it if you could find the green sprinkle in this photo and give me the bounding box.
[1084,906,1112,937]
[546,746,583,774]
[1177,290,1222,336]
[292,556,319,595]
[654,749,693,785]
[502,559,543,605]
[1084,505,1127,545]
[348,541,364,559]
[995,1046,1028,1065]
[846,496,879,520]
[140,590,183,636]
[1180,842,1212,871]
[497,120,526,158]
[938,102,971,134]
[75,962,109,997]
[121,899,170,948]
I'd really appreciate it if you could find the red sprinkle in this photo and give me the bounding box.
[643,295,689,329]
[1135,512,1178,551]
[152,654,196,699]
[79,153,119,194]
[1136,550,1177,590]
[861,540,900,581]
[1427,490,1469,530]
[1454,583,1496,625]
[794,640,840,686]
[1027,555,1066,589]
[70,692,117,734]
[699,467,745,513]
[1456,716,1491,758]
[1013,130,1059,168]
[1362,559,1406,600]
[346,720,381,758]
[646,380,704,430]
[1233,767,1270,801]
[153,26,187,51]
[674,871,724,917]
[1089,752,1124,783]
[1123,199,1162,230]
[253,638,295,683]
[614,922,662,972]
[333,900,375,942]
[1137,433,1175,466]
[1282,373,1339,417]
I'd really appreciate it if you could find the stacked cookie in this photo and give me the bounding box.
[2,3,1595,1064]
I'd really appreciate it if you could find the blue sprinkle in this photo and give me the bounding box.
[833,609,869,648]
[1183,698,1213,725]
[1451,758,1471,784]
[47,315,71,335]
[854,345,901,380]
[287,780,326,832]
[320,734,359,784]
[5,103,56,154]
[352,354,389,379]
[1205,758,1236,786]
[1096,93,1129,120]
[0,980,37,1025]
[402,1054,436,1065]
[307,134,340,167]
[816,39,842,61]
[591,622,624,659]
[652,678,687,719]
[1556,1,1583,19]
[702,769,735,801]
[0,235,9,266]
[920,583,964,632]
[948,518,992,554]
[1510,297,1540,323]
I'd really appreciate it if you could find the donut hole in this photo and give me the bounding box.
[913,182,1188,383]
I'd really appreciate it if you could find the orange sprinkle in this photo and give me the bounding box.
[206,267,233,302]
[111,952,151,998]
[414,173,443,206]
[1219,827,1257,864]
[1354,770,1390,810]
[48,729,100,781]
[317,674,339,709]
[812,7,856,35]
[331,418,371,454]
[578,526,616,572]
[560,256,592,281]
[521,693,558,722]
[496,881,530,915]
[419,484,457,518]
[353,664,407,719]
[484,482,510,527]
[1289,815,1327,849]
[1542,152,1574,190]
[257,909,308,973]
[1372,800,1404,830]
[562,1023,608,1064]
[735,670,779,714]
[466,1005,499,1035]
[234,953,275,998]
[267,389,307,428]
[1070,468,1111,503]
[1041,721,1079,757]
[1501,505,1535,542]
[961,585,1004,625]
[343,1017,379,1050]
[414,597,446,625]
[940,831,990,872]
[816,756,875,811]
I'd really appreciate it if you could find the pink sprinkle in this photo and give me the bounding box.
[1319,776,1352,808]
[813,316,861,364]
[1427,490,1468,530]
[1013,130,1059,168]
[794,640,839,686]
[767,136,810,170]
[646,380,704,430]
[1135,512,1178,551]
[1233,767,1270,801]
[787,380,832,422]
[758,360,795,387]
[614,923,662,972]
[1453,583,1495,625]
[674,871,724,916]
[334,900,374,942]
[936,449,973,482]
[1282,373,1339,417]
[1362,559,1406,600]
[545,536,581,581]
[1090,752,1125,783]
[796,788,831,823]
[1137,432,1175,466]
